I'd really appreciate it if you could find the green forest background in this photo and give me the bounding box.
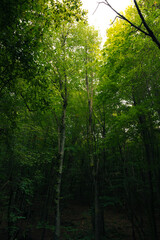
[0,0,160,239]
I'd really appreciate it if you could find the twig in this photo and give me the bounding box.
[110,16,122,25]
[92,1,107,15]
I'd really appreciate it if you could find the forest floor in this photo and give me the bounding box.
[0,200,133,240]
[59,200,132,240]
[2,200,159,240]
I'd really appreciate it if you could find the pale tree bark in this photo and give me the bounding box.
[54,101,67,240]
[54,29,68,240]
[54,91,67,240]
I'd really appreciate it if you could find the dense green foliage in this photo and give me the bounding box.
[0,1,160,240]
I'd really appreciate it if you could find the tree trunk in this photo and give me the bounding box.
[94,171,105,240]
[54,99,67,240]
[41,161,55,240]
[137,116,158,240]
[53,28,68,239]
[85,46,105,239]
[132,92,158,240]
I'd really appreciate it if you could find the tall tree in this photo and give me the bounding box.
[100,4,160,239]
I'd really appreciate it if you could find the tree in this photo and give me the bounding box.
[0,1,87,239]
[100,4,160,239]
[37,19,102,239]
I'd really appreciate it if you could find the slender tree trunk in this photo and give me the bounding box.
[94,170,105,240]
[8,187,14,240]
[53,27,69,239]
[94,174,99,240]
[54,101,67,240]
[54,71,67,239]
[131,93,158,239]
[7,133,15,240]
[138,116,158,240]
[132,92,158,239]
[41,161,55,240]
[85,47,104,240]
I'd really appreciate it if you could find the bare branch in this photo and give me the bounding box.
[101,0,160,49]
[133,0,160,48]
[128,22,143,35]
[104,0,149,36]
[110,16,122,25]
[92,1,107,15]
[80,0,160,49]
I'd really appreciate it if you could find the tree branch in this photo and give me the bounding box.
[104,0,149,36]
[97,0,160,49]
[133,0,160,49]
[92,1,107,15]
[110,16,122,25]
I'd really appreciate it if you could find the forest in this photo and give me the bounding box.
[0,0,160,239]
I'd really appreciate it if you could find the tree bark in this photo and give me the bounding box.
[54,100,67,240]
[53,27,68,240]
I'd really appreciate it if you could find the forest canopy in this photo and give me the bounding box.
[0,0,160,240]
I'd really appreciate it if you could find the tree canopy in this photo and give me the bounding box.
[0,1,160,240]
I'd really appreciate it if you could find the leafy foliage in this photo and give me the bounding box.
[1,1,160,240]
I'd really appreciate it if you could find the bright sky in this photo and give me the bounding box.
[81,0,132,44]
